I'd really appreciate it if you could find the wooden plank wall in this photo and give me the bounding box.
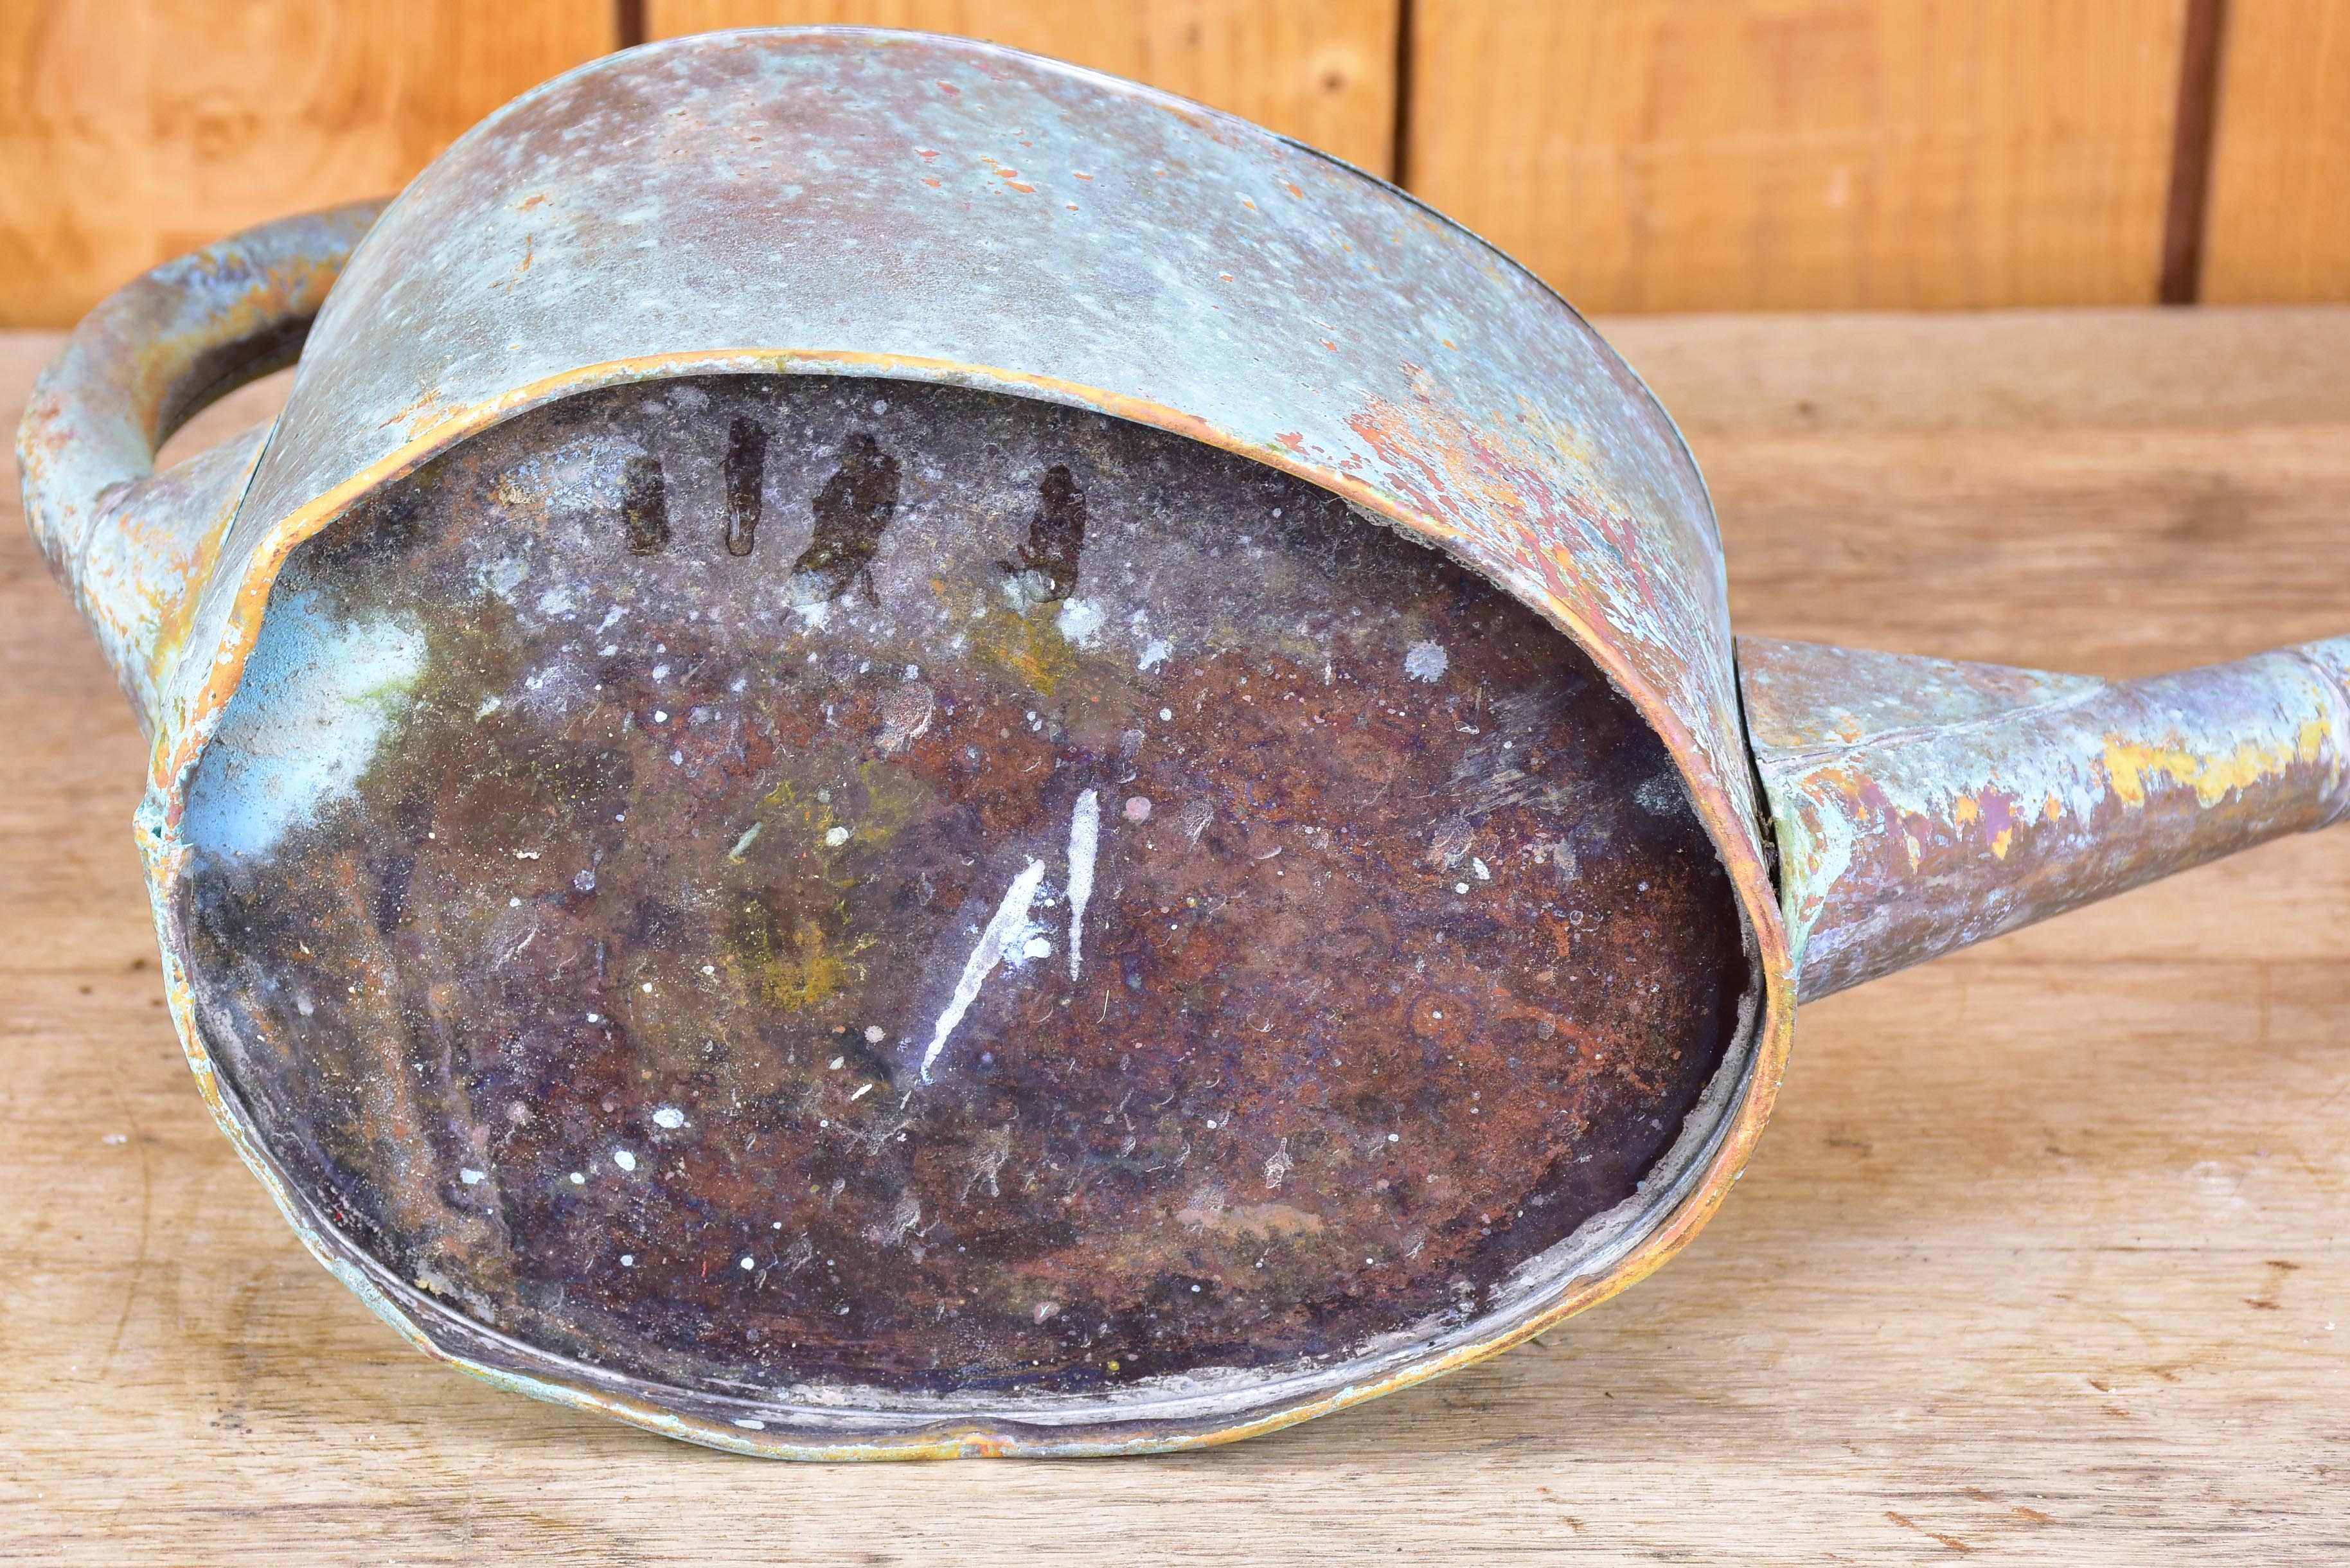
[1404,0,2191,313]
[1,1,2346,326]
[2203,0,2350,301]
[0,1,613,328]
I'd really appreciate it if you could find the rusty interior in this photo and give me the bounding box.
[177,375,1751,1401]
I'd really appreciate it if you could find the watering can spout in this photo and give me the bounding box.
[1742,636,2350,1000]
[15,200,385,737]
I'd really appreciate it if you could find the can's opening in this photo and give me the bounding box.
[174,374,1752,1415]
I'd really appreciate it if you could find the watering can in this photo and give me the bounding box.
[20,30,2349,1459]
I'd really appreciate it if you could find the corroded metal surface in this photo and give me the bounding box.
[9,29,1799,1456]
[173,26,1765,875]
[15,202,386,730]
[179,375,1750,1405]
[1744,637,2350,999]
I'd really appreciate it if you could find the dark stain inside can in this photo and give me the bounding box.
[177,375,1749,1398]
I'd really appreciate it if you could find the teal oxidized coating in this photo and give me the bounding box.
[17,200,385,729]
[1740,636,2350,999]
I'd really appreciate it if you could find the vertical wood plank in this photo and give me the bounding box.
[0,1,614,329]
[2203,0,2350,302]
[646,1,1402,177]
[1406,0,2188,314]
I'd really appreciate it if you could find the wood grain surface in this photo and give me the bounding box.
[0,0,614,328]
[5,307,2349,1562]
[1405,0,2191,314]
[646,0,1403,175]
[2204,0,2350,302]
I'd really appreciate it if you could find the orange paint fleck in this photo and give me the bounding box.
[1274,432,1305,452]
[1073,172,1094,180]
[917,147,939,162]
[936,80,959,94]
[1008,182,1035,193]
[1285,183,1303,199]
[923,178,942,188]
[1241,198,1257,209]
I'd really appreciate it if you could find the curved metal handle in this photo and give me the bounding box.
[16,200,386,732]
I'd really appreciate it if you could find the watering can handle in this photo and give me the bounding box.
[15,199,387,732]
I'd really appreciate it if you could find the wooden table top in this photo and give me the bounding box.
[4,308,2346,1564]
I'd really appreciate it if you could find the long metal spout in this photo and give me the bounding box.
[1742,636,2350,1000]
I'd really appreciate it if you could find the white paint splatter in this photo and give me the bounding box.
[727,822,763,861]
[1066,788,1100,980]
[613,1150,637,1172]
[651,1105,686,1129]
[1057,598,1106,645]
[823,825,852,847]
[1403,640,1449,682]
[919,859,1047,1083]
[1137,637,1172,671]
[460,1168,485,1185]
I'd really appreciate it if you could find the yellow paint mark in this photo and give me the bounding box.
[1990,828,2013,860]
[1952,796,1980,826]
[2103,723,2319,810]
[740,904,869,1013]
[968,604,1076,695]
[2044,791,2063,822]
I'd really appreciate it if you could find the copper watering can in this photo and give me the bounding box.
[21,30,2350,1459]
